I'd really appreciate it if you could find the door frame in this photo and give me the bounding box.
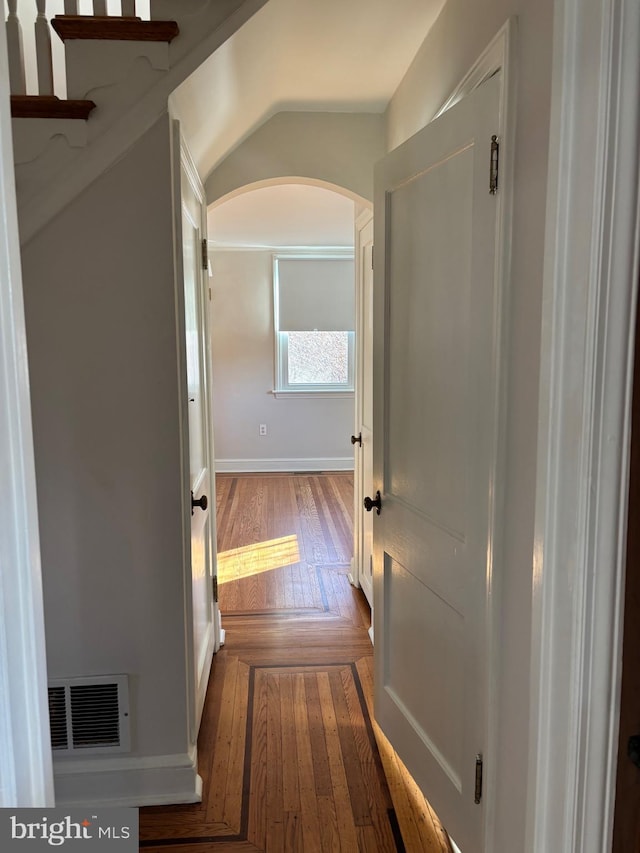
[0,33,54,806]
[352,207,374,611]
[526,0,640,849]
[172,121,220,745]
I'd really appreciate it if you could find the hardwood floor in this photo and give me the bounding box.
[140,473,451,852]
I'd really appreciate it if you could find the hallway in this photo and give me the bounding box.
[139,473,451,851]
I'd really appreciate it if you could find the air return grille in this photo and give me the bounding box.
[48,686,67,750]
[48,675,130,756]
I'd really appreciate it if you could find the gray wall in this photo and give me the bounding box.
[21,114,191,765]
[204,111,385,204]
[210,250,355,469]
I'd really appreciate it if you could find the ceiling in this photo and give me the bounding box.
[173,0,445,182]
[208,183,355,247]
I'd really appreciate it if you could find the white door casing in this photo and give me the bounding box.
[0,29,54,808]
[353,210,375,611]
[526,0,640,850]
[176,125,219,742]
[372,73,504,853]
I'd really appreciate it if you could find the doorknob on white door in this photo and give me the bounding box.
[363,491,382,515]
[351,433,362,446]
[191,491,208,515]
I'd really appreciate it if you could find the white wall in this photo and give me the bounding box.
[204,111,385,205]
[384,1,552,850]
[210,250,354,471]
[20,113,196,804]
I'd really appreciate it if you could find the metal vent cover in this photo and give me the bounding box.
[48,675,130,756]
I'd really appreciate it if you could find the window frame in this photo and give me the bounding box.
[273,252,355,397]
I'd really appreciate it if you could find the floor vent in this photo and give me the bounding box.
[48,675,130,756]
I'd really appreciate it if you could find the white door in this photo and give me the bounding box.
[372,74,503,853]
[354,213,375,609]
[180,137,218,735]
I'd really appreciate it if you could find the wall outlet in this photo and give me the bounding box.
[259,424,267,436]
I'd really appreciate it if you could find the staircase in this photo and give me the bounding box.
[6,0,268,243]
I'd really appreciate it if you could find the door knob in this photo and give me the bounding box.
[191,491,208,515]
[351,433,362,446]
[363,491,382,515]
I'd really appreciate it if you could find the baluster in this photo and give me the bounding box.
[34,0,54,96]
[64,1,79,13]
[121,1,136,16]
[93,0,107,14]
[6,0,26,95]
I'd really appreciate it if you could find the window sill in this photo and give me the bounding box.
[270,389,355,400]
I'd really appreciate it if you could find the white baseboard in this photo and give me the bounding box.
[215,457,354,473]
[53,750,202,808]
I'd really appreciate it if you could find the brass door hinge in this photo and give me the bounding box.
[475,754,483,804]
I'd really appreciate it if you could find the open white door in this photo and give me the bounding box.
[178,130,219,736]
[372,74,503,853]
[353,212,375,610]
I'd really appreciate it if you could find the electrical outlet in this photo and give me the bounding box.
[259,424,267,436]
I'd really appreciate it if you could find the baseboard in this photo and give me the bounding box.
[53,749,202,808]
[215,457,354,473]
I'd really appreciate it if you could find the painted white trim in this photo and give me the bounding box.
[352,209,374,596]
[209,243,354,253]
[270,389,355,399]
[53,750,202,809]
[173,119,219,747]
[0,30,54,808]
[434,21,514,120]
[215,457,354,473]
[526,0,640,850]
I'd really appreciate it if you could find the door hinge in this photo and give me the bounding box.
[474,754,483,804]
[201,238,209,270]
[212,576,219,603]
[489,135,499,195]
[371,245,374,270]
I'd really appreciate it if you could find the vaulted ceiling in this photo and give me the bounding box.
[172,0,445,182]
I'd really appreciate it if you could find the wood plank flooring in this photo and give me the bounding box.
[140,473,452,852]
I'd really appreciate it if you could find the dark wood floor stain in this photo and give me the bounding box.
[139,473,452,852]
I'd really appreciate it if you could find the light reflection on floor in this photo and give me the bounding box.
[217,534,301,583]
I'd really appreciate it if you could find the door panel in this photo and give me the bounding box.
[356,216,375,607]
[387,149,472,533]
[373,74,502,853]
[180,146,217,736]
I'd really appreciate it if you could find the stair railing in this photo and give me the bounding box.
[5,0,151,98]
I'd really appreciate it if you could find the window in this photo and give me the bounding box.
[274,255,355,394]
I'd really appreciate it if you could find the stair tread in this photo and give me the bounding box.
[11,95,96,120]
[51,16,179,43]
